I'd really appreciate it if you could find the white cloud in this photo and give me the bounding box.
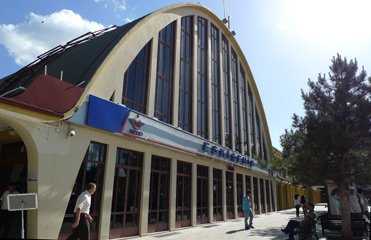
[125,18,133,23]
[95,0,126,12]
[0,9,104,66]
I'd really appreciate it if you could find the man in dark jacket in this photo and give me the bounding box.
[281,202,316,240]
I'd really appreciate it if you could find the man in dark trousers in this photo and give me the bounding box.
[242,190,254,229]
[281,202,316,240]
[66,183,96,240]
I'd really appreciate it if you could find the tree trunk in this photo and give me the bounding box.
[339,181,352,238]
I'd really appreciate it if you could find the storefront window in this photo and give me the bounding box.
[110,148,143,238]
[226,171,234,219]
[148,155,170,232]
[59,142,106,239]
[176,161,192,228]
[213,168,223,221]
[196,165,209,224]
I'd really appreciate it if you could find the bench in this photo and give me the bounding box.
[320,215,368,237]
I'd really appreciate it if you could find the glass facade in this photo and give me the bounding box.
[236,173,243,217]
[148,156,170,232]
[59,142,107,239]
[197,165,209,224]
[155,21,176,124]
[222,35,232,149]
[256,110,262,159]
[110,148,143,238]
[176,161,192,228]
[179,16,193,132]
[226,171,234,219]
[197,17,208,138]
[240,66,249,155]
[122,41,151,113]
[11,8,282,240]
[210,24,221,144]
[120,18,269,163]
[248,87,256,156]
[253,177,259,213]
[213,168,223,221]
[231,49,241,153]
[115,15,274,235]
[260,178,266,213]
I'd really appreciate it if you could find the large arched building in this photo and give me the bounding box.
[0,3,288,239]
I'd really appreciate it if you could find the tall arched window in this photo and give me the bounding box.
[155,21,176,123]
[248,87,255,156]
[222,36,232,149]
[122,41,151,113]
[197,17,208,138]
[256,109,262,158]
[211,24,221,144]
[231,49,240,152]
[179,16,193,132]
[240,65,249,154]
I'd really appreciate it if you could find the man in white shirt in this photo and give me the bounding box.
[66,183,96,240]
[349,186,363,214]
[0,182,19,237]
[357,188,369,218]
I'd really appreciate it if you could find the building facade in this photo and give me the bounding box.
[0,3,320,239]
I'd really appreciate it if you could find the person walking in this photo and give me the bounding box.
[357,187,369,218]
[294,193,300,218]
[66,183,96,240]
[242,190,254,230]
[300,195,307,215]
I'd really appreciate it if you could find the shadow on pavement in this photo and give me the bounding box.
[225,228,246,234]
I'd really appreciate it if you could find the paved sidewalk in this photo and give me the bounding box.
[127,204,329,240]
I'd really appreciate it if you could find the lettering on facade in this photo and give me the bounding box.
[129,129,143,136]
[202,142,254,167]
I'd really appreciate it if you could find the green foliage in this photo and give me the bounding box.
[281,54,371,186]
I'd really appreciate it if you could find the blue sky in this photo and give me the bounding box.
[1,0,371,150]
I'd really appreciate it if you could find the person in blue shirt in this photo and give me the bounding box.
[242,190,254,229]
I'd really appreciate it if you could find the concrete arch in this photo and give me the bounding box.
[81,3,272,158]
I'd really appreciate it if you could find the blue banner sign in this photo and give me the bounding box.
[85,95,257,170]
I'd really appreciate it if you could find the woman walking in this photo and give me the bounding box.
[294,193,300,218]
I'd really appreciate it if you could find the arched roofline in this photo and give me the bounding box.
[66,3,273,157]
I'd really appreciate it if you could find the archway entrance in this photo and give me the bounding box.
[0,122,27,238]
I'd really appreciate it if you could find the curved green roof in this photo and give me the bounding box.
[0,17,144,97]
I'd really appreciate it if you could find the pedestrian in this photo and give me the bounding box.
[356,187,369,218]
[66,183,96,240]
[294,193,300,218]
[349,186,363,215]
[0,182,19,237]
[300,195,307,215]
[281,202,316,240]
[242,190,254,230]
[330,188,341,215]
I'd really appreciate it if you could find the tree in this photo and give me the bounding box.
[281,54,371,239]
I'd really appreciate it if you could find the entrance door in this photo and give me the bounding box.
[175,161,191,228]
[0,141,27,238]
[213,168,222,221]
[196,165,208,224]
[109,148,143,238]
[236,174,244,217]
[226,171,234,219]
[148,155,170,233]
[59,142,106,240]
